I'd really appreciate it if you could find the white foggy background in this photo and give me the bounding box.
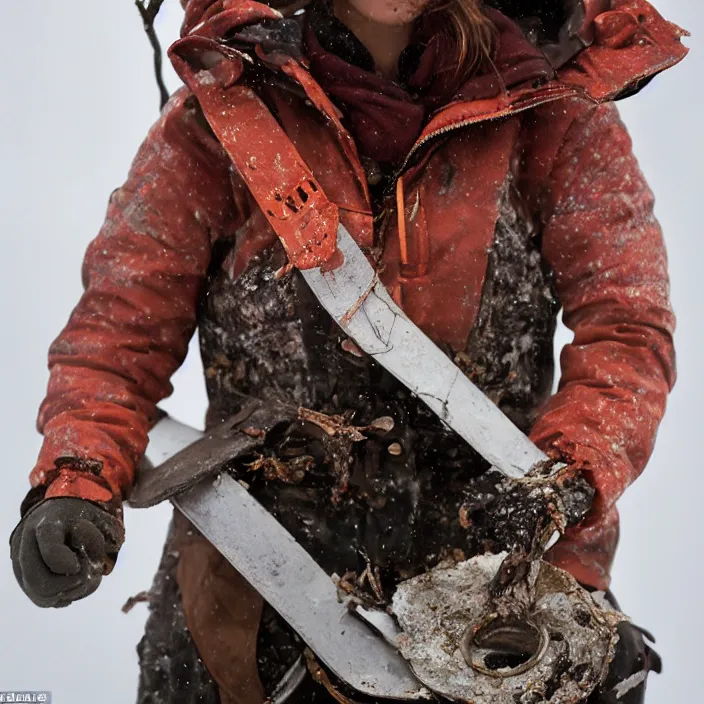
[0,1,700,701]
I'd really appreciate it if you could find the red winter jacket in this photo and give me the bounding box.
[27,0,686,590]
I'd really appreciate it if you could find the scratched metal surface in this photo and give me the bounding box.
[146,418,427,700]
[302,225,548,479]
[174,475,427,700]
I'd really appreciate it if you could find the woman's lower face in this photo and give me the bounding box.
[335,0,435,25]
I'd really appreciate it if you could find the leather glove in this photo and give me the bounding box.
[587,591,662,704]
[10,497,124,608]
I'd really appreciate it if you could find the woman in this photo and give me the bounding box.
[10,0,687,701]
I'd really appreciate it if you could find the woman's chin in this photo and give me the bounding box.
[342,0,432,26]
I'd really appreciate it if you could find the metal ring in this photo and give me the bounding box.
[460,616,550,680]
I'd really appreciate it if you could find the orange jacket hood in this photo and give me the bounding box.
[178,0,688,108]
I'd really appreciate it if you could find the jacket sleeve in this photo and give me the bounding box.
[28,88,245,511]
[528,100,676,589]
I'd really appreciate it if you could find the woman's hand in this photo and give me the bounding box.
[10,498,124,608]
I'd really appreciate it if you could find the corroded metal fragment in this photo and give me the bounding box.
[392,554,625,703]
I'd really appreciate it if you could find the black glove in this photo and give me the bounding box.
[10,497,124,608]
[587,591,662,704]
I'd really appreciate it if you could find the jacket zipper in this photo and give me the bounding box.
[395,92,579,180]
[390,92,579,281]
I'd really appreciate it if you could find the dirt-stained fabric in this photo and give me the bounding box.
[137,520,221,704]
[196,166,581,577]
[173,512,266,704]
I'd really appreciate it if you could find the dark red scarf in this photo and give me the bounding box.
[303,4,555,164]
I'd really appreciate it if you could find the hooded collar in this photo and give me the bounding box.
[174,0,688,164]
[301,2,555,163]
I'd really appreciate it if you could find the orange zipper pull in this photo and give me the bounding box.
[396,176,409,266]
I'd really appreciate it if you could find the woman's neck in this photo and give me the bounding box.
[331,1,414,79]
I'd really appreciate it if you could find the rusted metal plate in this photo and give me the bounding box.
[174,472,428,700]
[391,555,625,704]
[302,224,550,479]
[130,401,296,508]
[140,417,619,703]
[141,416,426,699]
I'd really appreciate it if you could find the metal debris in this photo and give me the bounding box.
[298,407,368,442]
[247,454,314,484]
[298,407,395,441]
[392,553,625,704]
